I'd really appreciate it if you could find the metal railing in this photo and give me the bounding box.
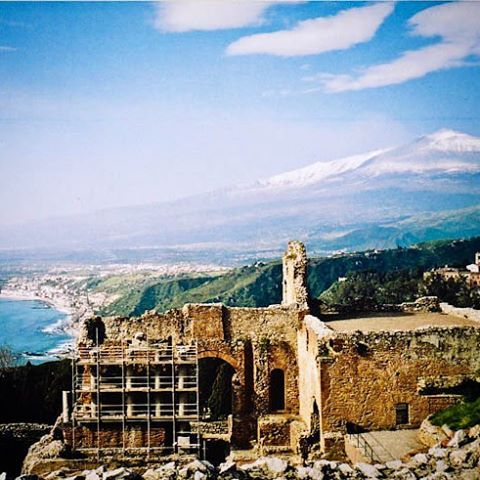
[75,374,198,391]
[74,402,199,420]
[77,344,197,364]
[347,433,382,464]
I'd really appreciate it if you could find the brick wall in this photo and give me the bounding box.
[63,424,165,449]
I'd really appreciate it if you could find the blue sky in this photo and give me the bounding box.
[1,1,480,225]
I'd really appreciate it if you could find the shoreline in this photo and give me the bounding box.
[0,290,74,317]
[0,289,79,360]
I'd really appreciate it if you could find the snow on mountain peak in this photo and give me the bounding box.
[418,129,480,152]
[245,129,480,194]
[257,149,389,189]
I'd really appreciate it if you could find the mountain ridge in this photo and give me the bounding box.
[1,128,480,260]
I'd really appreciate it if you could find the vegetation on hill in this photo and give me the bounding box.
[100,264,283,316]
[320,268,480,310]
[319,269,423,309]
[431,396,480,430]
[422,273,480,309]
[0,359,70,423]
[97,236,480,317]
[310,204,480,253]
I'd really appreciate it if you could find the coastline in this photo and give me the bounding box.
[0,288,81,360]
[0,290,74,317]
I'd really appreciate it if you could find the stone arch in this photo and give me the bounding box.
[197,348,247,424]
[197,350,240,370]
[198,356,235,420]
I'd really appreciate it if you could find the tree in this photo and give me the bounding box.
[207,363,233,420]
[422,273,480,308]
[320,269,423,310]
[0,344,17,375]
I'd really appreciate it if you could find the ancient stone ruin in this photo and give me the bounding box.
[24,242,480,474]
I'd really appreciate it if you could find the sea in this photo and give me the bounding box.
[0,297,73,364]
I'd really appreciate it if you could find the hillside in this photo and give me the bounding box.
[99,236,480,316]
[100,264,283,316]
[309,205,480,252]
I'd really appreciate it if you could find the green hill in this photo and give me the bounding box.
[309,204,480,252]
[98,236,480,317]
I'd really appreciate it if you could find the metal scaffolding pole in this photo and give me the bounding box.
[172,343,177,455]
[122,338,126,458]
[96,328,101,460]
[195,341,201,457]
[147,335,151,460]
[71,354,76,452]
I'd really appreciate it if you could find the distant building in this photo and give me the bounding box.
[427,252,480,287]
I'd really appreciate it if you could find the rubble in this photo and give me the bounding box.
[5,423,480,480]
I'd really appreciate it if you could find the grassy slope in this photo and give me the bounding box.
[101,264,283,316]
[100,236,480,317]
[431,397,480,430]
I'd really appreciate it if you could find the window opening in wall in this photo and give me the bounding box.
[269,369,285,411]
[395,403,409,425]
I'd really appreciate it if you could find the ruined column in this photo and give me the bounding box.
[178,365,186,389]
[178,392,186,417]
[126,365,133,389]
[282,241,308,308]
[62,391,70,423]
[154,396,162,417]
[91,398,97,418]
[154,366,161,390]
[126,394,134,417]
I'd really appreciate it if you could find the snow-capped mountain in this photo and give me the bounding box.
[248,129,480,192]
[254,149,390,190]
[1,129,480,259]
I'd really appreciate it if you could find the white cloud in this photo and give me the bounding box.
[154,1,275,32]
[226,2,394,56]
[317,2,480,92]
[0,46,16,52]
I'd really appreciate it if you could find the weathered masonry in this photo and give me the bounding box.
[56,241,480,466]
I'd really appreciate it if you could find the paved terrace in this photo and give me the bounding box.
[323,312,479,333]
[347,429,424,463]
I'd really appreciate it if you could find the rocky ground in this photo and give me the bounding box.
[5,424,480,480]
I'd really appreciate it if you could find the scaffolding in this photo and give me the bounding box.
[68,334,201,458]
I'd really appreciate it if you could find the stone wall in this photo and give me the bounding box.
[63,424,166,449]
[258,415,292,449]
[297,316,327,432]
[191,420,230,439]
[400,296,440,313]
[440,302,480,323]
[317,326,480,435]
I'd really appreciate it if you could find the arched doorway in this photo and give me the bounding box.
[310,400,320,442]
[198,357,235,420]
[269,368,285,411]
